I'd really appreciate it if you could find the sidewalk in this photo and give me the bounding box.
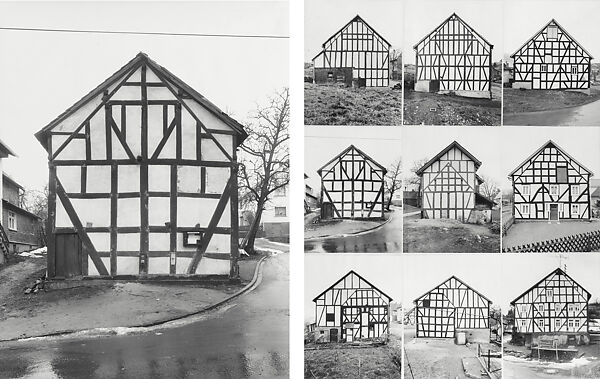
[0,255,263,341]
[304,212,391,240]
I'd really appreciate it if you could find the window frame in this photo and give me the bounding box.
[7,211,17,231]
[549,185,559,196]
[274,206,287,217]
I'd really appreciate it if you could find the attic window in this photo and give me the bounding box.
[422,299,430,307]
[571,65,578,75]
[547,25,558,39]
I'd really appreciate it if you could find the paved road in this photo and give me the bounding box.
[304,208,402,253]
[504,99,600,126]
[0,252,289,379]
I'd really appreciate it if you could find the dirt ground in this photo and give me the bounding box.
[503,220,600,250]
[503,86,600,114]
[403,84,501,126]
[403,217,500,253]
[305,212,389,239]
[0,254,261,341]
[304,335,402,378]
[304,83,402,125]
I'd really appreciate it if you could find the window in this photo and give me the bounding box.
[274,186,287,197]
[546,289,554,299]
[274,207,287,217]
[571,185,580,196]
[555,303,561,313]
[520,320,527,327]
[544,54,552,64]
[571,65,578,75]
[574,304,580,312]
[574,319,580,328]
[548,25,558,39]
[555,319,561,329]
[7,211,16,231]
[326,313,335,322]
[422,299,430,307]
[549,185,559,195]
[556,166,568,183]
[541,65,548,72]
[571,204,580,216]
[536,304,545,312]
[568,304,574,312]
[522,204,530,215]
[522,185,531,196]
[568,319,574,328]
[538,319,545,328]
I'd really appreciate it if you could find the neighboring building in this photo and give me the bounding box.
[413,13,494,98]
[35,53,247,279]
[0,139,17,264]
[511,268,590,345]
[318,145,386,220]
[2,174,43,253]
[313,15,391,87]
[414,276,491,341]
[510,140,592,221]
[404,307,416,325]
[313,270,392,343]
[261,184,289,239]
[416,141,495,223]
[304,173,318,214]
[511,19,593,92]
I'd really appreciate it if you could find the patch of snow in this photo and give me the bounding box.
[19,246,47,258]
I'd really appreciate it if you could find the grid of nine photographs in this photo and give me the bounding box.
[304,1,600,379]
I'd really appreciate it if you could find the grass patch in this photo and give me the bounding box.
[503,86,600,114]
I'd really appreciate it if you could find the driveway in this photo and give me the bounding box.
[0,252,289,378]
[504,98,600,126]
[304,207,401,253]
[503,220,600,249]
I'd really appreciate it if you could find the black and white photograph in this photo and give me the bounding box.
[304,126,402,254]
[402,127,502,254]
[403,254,503,379]
[403,0,503,126]
[304,254,402,378]
[0,1,289,378]
[304,0,403,126]
[503,0,600,126]
[501,127,600,253]
[501,253,600,379]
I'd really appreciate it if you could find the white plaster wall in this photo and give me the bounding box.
[53,94,103,133]
[111,85,140,101]
[117,233,140,251]
[117,198,140,227]
[183,99,233,132]
[52,135,86,160]
[57,166,81,193]
[149,232,170,251]
[56,198,110,227]
[205,167,229,194]
[147,105,164,155]
[148,165,170,192]
[89,111,106,160]
[175,257,229,275]
[205,234,230,253]
[147,87,176,101]
[177,166,201,192]
[201,135,233,161]
[116,257,139,275]
[118,165,140,192]
[88,232,110,251]
[125,106,142,156]
[181,109,197,160]
[148,257,170,274]
[87,166,111,193]
[88,257,111,276]
[148,197,170,226]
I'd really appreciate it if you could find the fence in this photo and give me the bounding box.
[502,229,600,253]
[502,213,514,236]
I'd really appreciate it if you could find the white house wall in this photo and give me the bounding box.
[45,58,238,278]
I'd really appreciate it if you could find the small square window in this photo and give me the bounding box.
[522,185,531,196]
[274,207,287,217]
[548,26,558,39]
[571,186,580,196]
[571,204,580,216]
[541,65,548,72]
[549,185,559,195]
[422,299,431,307]
[326,313,335,322]
[571,65,578,75]
[521,204,530,215]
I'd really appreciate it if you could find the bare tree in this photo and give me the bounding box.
[406,157,429,188]
[385,159,402,211]
[479,175,501,201]
[238,88,289,254]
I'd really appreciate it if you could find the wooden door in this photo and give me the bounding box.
[55,233,82,278]
[550,204,559,221]
[329,328,338,343]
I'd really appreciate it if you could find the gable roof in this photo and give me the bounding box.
[416,141,481,175]
[2,173,24,190]
[413,275,491,304]
[509,140,594,178]
[510,19,593,59]
[413,13,493,51]
[510,267,591,305]
[35,52,247,150]
[0,138,16,158]
[312,270,393,302]
[591,187,600,198]
[317,144,387,176]
[313,14,391,61]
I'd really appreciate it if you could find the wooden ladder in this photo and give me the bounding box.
[0,223,9,260]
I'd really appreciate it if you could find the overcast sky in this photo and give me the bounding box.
[304,0,402,62]
[304,254,402,323]
[404,0,503,64]
[0,1,288,192]
[504,0,600,60]
[402,126,504,188]
[304,126,402,192]
[500,127,600,191]
[403,253,600,314]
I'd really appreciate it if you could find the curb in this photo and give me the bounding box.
[0,255,268,343]
[304,211,394,241]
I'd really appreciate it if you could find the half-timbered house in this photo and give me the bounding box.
[510,140,592,221]
[35,53,247,280]
[414,276,491,342]
[511,268,590,345]
[0,139,16,264]
[416,141,495,223]
[511,19,593,93]
[413,13,494,98]
[318,145,386,220]
[313,15,391,87]
[313,270,392,343]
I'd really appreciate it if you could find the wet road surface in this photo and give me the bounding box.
[304,208,402,253]
[0,253,289,379]
[504,98,600,126]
